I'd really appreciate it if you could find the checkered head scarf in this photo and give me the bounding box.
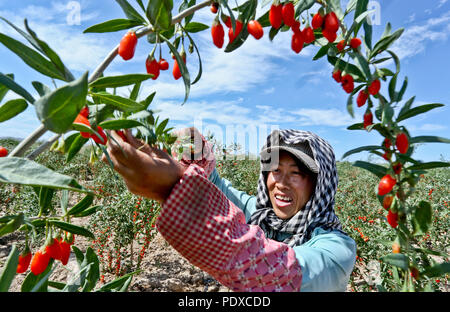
[248,129,344,247]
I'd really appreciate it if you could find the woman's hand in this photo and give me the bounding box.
[101,130,184,203]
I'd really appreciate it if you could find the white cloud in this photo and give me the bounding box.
[390,10,450,60]
[0,2,112,73]
[438,0,448,8]
[291,108,358,127]
[408,123,447,132]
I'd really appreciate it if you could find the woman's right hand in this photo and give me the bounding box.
[101,129,184,203]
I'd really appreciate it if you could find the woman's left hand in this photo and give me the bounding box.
[101,130,184,203]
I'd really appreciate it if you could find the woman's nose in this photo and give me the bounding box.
[275,172,289,188]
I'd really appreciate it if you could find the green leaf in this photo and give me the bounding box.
[96,271,140,292]
[98,118,144,130]
[0,244,19,292]
[72,246,85,266]
[388,74,397,102]
[256,9,270,27]
[342,145,381,159]
[352,160,387,179]
[396,76,408,102]
[84,18,143,33]
[381,253,409,270]
[89,74,153,89]
[91,92,146,112]
[313,45,330,61]
[115,0,147,24]
[350,51,371,79]
[354,0,369,23]
[179,25,203,85]
[136,0,146,11]
[21,259,54,292]
[129,81,141,101]
[295,0,316,16]
[347,92,354,118]
[363,18,372,50]
[67,194,94,216]
[0,17,73,82]
[0,72,35,104]
[81,247,100,292]
[38,187,55,215]
[23,19,74,82]
[155,118,169,136]
[408,161,450,171]
[32,81,52,97]
[74,205,102,217]
[224,0,257,53]
[423,262,450,278]
[0,157,89,193]
[327,56,365,80]
[0,33,67,81]
[146,0,173,30]
[396,103,444,122]
[0,98,28,122]
[397,96,414,120]
[66,134,89,163]
[61,189,69,215]
[50,220,95,239]
[159,33,190,105]
[0,213,24,237]
[412,201,432,236]
[370,28,404,59]
[409,136,450,144]
[31,267,55,292]
[140,91,156,109]
[35,71,88,134]
[184,22,209,33]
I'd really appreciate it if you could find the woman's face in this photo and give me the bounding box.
[267,151,316,219]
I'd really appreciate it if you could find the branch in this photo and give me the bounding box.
[89,0,213,83]
[11,0,213,159]
[8,124,47,157]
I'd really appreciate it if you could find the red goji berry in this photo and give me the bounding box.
[247,20,264,40]
[281,2,295,27]
[396,132,409,154]
[30,250,50,275]
[16,251,32,274]
[311,11,324,29]
[269,2,283,29]
[118,31,138,61]
[378,174,396,196]
[357,89,368,107]
[211,18,225,48]
[302,26,315,44]
[0,146,8,157]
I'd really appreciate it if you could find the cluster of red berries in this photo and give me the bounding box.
[268,1,316,54]
[74,106,107,145]
[118,31,186,81]
[210,8,264,50]
[17,234,75,275]
[382,133,409,162]
[145,55,169,80]
[376,132,409,228]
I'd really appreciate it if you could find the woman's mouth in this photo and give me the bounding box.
[274,194,293,208]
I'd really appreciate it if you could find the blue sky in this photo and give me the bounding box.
[0,0,449,163]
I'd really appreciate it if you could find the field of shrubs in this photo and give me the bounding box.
[1,137,448,291]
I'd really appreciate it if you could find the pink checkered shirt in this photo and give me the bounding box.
[156,164,302,292]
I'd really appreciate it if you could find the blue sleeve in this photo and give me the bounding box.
[208,168,257,222]
[293,228,357,292]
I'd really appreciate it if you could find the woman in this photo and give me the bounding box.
[103,128,356,292]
